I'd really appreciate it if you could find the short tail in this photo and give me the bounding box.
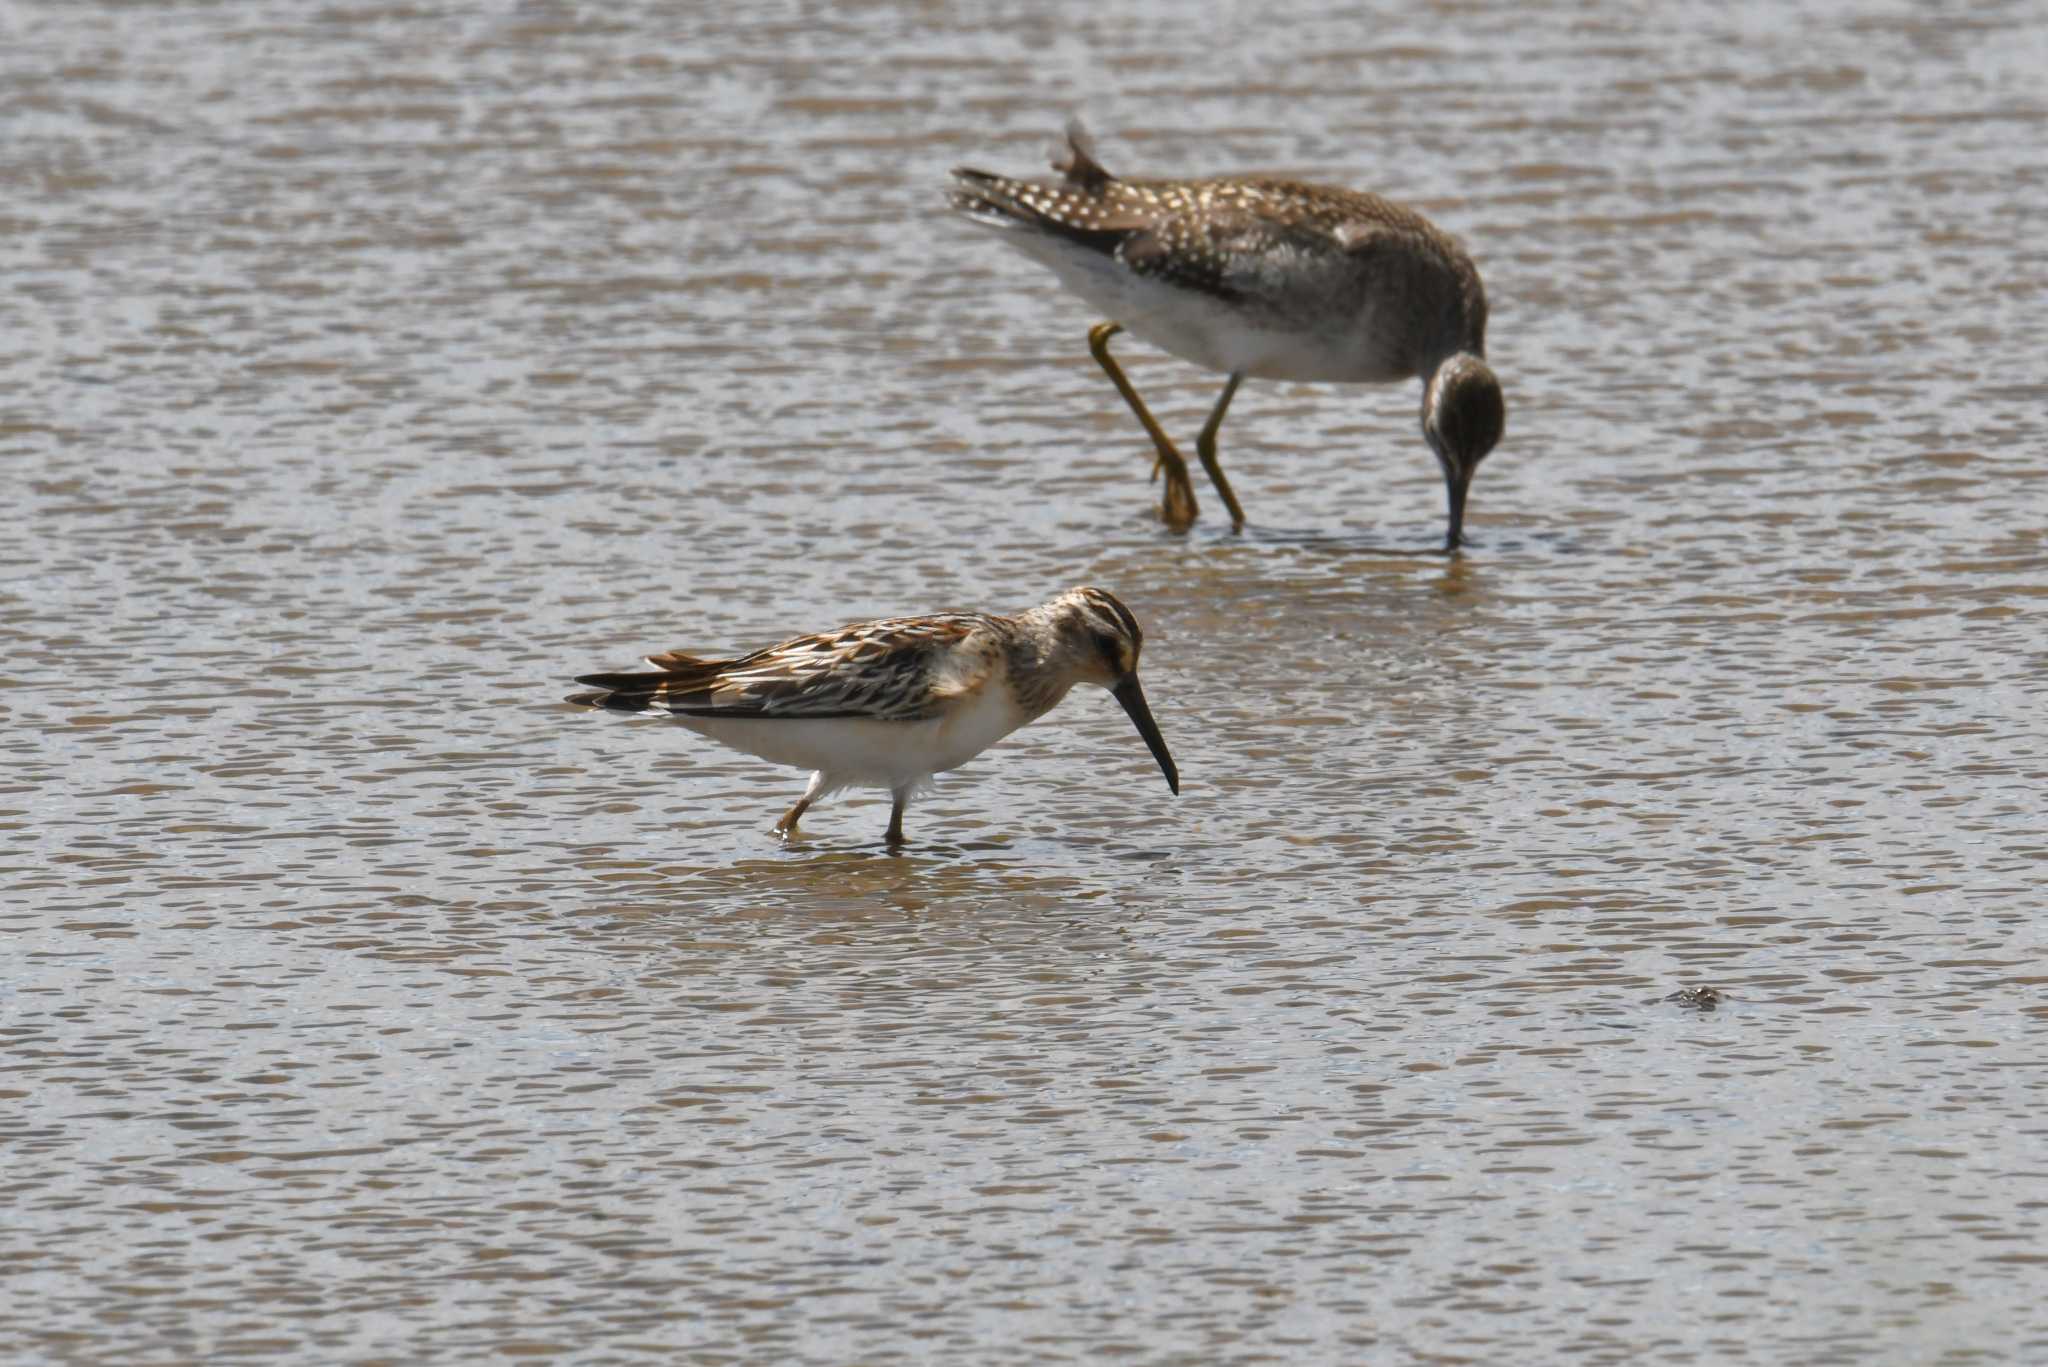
[566,652,718,713]
[1052,117,1113,192]
[947,119,1116,228]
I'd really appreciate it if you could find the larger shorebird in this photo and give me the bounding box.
[566,586,1179,846]
[949,123,1505,549]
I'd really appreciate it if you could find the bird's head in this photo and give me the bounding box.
[1421,352,1505,551]
[1038,586,1179,795]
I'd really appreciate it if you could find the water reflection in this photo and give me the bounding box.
[4,0,2044,1360]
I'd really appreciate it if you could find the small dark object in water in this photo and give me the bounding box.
[1667,986,1722,1011]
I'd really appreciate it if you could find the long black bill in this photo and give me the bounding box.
[1443,461,1474,553]
[1111,674,1180,795]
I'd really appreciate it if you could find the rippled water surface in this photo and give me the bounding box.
[6,1,2047,1361]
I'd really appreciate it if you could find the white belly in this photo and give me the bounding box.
[672,683,1038,790]
[995,231,1413,383]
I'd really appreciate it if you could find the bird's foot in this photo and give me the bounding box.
[774,800,810,839]
[1160,465,1199,532]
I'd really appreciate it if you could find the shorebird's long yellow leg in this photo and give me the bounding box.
[1088,322,1199,531]
[1195,372,1247,529]
[775,796,811,836]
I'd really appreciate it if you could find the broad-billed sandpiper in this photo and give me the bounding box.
[567,586,1180,845]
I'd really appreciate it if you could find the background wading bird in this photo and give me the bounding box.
[949,122,1505,550]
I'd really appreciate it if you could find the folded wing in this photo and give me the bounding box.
[567,615,990,722]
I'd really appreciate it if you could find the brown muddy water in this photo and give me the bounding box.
[5,2,2046,1362]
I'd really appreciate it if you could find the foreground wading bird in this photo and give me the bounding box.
[566,586,1180,845]
[949,122,1505,549]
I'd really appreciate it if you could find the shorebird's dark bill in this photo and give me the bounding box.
[1111,674,1180,795]
[1443,464,1472,552]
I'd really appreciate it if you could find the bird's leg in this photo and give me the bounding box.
[1088,322,1198,531]
[774,796,811,837]
[1195,372,1248,530]
[884,790,908,848]
[776,772,827,838]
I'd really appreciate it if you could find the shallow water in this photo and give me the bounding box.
[5,0,2046,1361]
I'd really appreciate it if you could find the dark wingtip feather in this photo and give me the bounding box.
[566,689,657,714]
[568,670,671,713]
[946,170,1026,227]
[574,671,651,690]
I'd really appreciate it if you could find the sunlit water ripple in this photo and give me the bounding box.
[4,0,2045,1361]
